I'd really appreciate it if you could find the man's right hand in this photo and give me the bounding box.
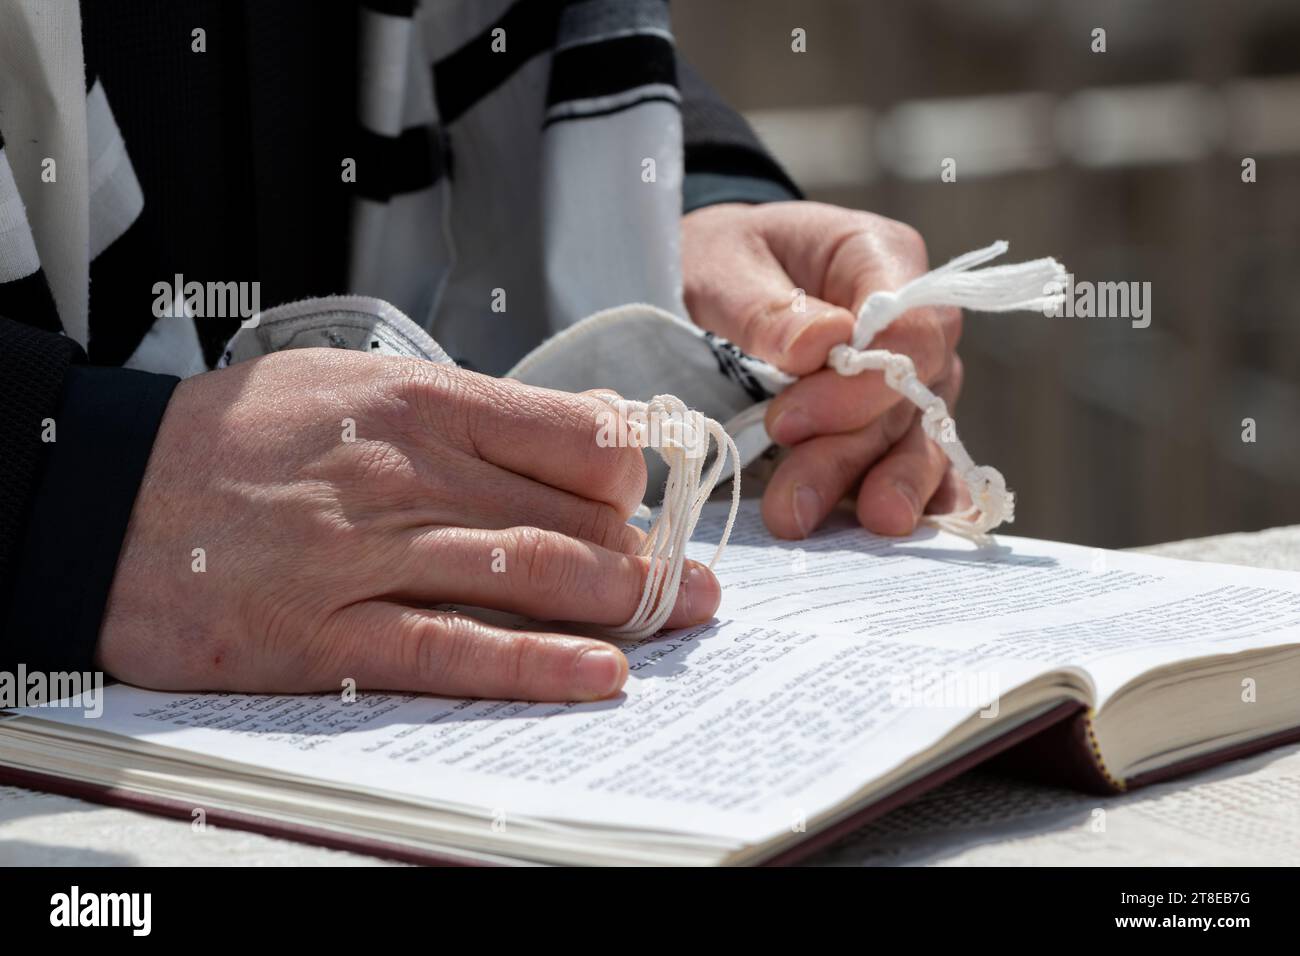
[96,349,720,701]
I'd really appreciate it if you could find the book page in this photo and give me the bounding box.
[692,502,1300,703]
[19,501,1300,845]
[21,625,1051,844]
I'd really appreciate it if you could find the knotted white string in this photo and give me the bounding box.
[597,394,742,639]
[829,240,1065,542]
[601,241,1063,637]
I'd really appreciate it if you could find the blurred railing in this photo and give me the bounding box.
[676,0,1300,547]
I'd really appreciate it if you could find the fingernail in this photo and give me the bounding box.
[893,481,921,524]
[574,648,625,699]
[681,564,717,622]
[781,309,853,370]
[771,407,813,445]
[793,484,823,538]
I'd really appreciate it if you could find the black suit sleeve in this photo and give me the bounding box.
[676,55,803,213]
[0,317,179,673]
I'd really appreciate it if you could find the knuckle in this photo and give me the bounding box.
[504,632,546,689]
[605,444,649,514]
[384,361,487,449]
[379,362,447,434]
[567,398,647,511]
[736,293,788,355]
[612,519,646,555]
[573,504,637,552]
[407,612,467,683]
[512,527,574,597]
[349,440,416,489]
[404,616,442,680]
[556,395,606,465]
[884,218,928,267]
[448,377,498,453]
[385,361,440,416]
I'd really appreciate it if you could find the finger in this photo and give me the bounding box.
[924,466,974,516]
[760,399,917,540]
[854,417,950,537]
[385,526,721,630]
[325,602,629,701]
[765,306,959,445]
[421,454,645,553]
[401,366,647,516]
[759,206,930,316]
[683,246,855,375]
[921,357,972,517]
[757,208,958,443]
[855,363,963,536]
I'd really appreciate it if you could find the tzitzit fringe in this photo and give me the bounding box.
[610,241,1064,637]
[827,240,1066,541]
[596,394,741,639]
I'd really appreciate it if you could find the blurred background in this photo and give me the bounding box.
[674,0,1300,549]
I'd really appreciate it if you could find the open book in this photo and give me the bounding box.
[3,501,1299,865]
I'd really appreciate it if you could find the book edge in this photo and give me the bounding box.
[0,702,1087,868]
[0,764,480,867]
[757,699,1087,866]
[1124,722,1300,790]
[7,704,1296,865]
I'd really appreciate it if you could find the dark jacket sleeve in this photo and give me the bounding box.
[1,317,179,673]
[676,55,803,213]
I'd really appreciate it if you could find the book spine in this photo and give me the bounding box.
[987,709,1126,794]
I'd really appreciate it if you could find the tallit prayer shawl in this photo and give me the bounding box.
[0,0,791,470]
[0,0,691,375]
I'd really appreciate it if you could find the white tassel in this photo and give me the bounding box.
[835,241,1065,542]
[852,240,1067,347]
[597,394,741,639]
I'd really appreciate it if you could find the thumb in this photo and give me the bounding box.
[688,270,854,376]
